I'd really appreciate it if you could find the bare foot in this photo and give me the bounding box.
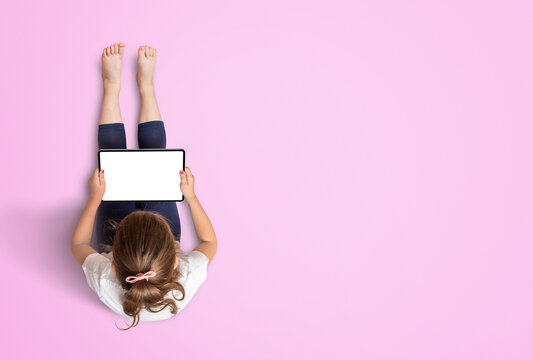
[137,45,157,93]
[101,42,125,92]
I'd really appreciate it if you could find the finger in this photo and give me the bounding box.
[89,168,98,185]
[179,169,188,183]
[185,167,193,179]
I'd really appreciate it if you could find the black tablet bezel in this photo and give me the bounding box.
[98,148,186,202]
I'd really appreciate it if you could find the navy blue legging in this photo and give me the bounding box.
[95,120,181,252]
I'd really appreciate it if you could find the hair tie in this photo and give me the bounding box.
[125,270,157,283]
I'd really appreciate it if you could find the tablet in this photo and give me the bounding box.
[98,149,186,202]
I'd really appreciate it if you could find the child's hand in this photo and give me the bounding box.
[89,168,106,203]
[179,166,195,199]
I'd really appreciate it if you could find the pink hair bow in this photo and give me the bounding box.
[125,270,157,283]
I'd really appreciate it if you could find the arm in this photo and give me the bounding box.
[187,194,218,265]
[70,197,99,266]
[179,167,217,265]
[71,168,105,267]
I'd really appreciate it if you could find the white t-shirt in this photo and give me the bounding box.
[82,249,209,322]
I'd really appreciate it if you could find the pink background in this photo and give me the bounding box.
[1,0,532,359]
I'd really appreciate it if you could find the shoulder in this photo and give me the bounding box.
[82,251,112,272]
[82,252,117,294]
[172,250,210,305]
[187,250,210,267]
[179,250,209,279]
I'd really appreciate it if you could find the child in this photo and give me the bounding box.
[70,43,218,330]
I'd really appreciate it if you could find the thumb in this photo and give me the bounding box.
[99,169,105,183]
[179,170,187,183]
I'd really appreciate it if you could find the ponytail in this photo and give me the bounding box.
[120,279,162,329]
[109,210,187,331]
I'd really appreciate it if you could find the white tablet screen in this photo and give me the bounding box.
[99,149,185,201]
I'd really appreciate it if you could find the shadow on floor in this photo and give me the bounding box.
[2,198,107,310]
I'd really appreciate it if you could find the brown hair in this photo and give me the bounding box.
[101,210,186,331]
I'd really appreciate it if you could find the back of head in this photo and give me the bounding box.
[103,210,186,330]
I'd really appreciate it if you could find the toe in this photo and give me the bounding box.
[113,44,118,54]
[105,47,110,56]
[118,43,125,55]
[138,46,145,57]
